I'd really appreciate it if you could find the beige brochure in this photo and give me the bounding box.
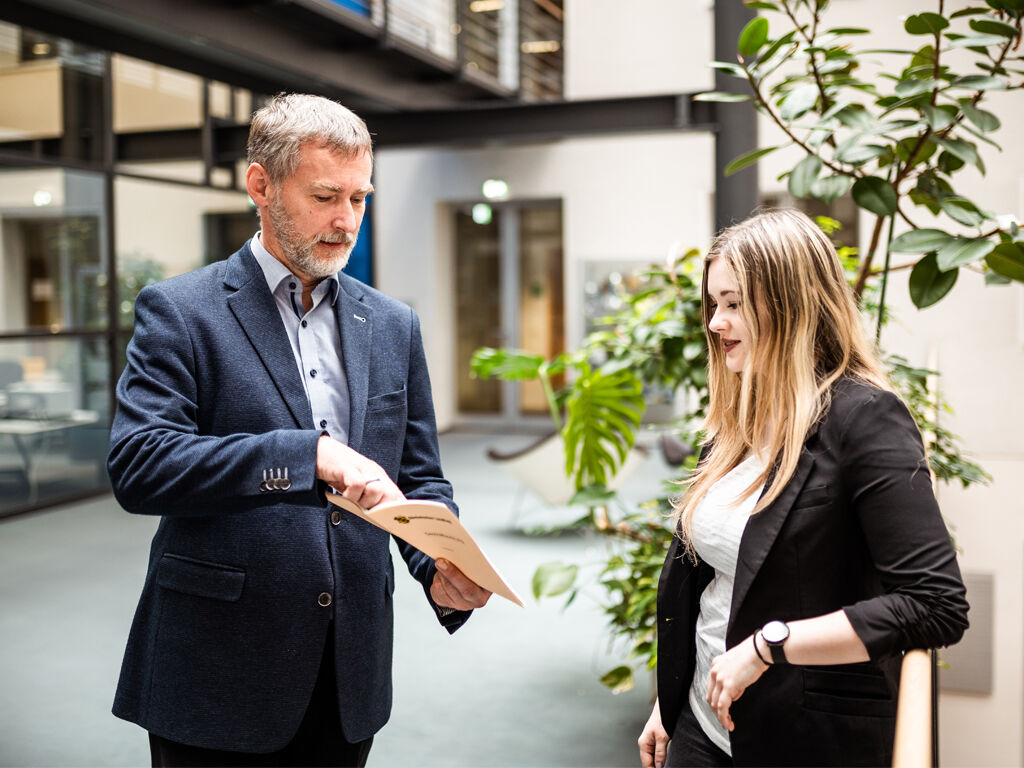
[326,492,524,607]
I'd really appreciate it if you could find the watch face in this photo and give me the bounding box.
[762,620,789,644]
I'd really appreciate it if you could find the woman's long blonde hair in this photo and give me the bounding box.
[675,209,889,548]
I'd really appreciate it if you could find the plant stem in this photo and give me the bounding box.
[538,363,563,432]
[875,212,897,343]
[853,215,887,299]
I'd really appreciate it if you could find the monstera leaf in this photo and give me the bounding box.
[562,364,645,490]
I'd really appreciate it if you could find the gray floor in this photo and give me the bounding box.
[0,429,676,768]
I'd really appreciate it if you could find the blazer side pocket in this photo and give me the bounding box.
[157,553,246,602]
[800,666,896,717]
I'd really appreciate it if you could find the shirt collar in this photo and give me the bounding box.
[250,232,340,306]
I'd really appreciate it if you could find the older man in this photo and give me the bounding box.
[109,93,490,767]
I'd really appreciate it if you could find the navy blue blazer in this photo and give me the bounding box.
[109,243,467,751]
[656,378,969,767]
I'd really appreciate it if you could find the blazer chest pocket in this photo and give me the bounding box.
[157,553,245,602]
[367,387,407,413]
[801,666,896,717]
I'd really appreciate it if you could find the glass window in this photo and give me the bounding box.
[0,22,106,163]
[0,167,108,333]
[0,336,110,516]
[114,177,254,329]
[113,54,202,133]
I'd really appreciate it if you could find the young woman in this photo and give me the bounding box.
[638,209,969,767]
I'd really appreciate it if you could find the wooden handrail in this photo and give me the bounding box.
[892,649,933,768]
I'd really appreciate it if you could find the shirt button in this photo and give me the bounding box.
[320,419,327,428]
[301,320,308,328]
[317,592,332,607]
[330,510,341,525]
[310,369,317,378]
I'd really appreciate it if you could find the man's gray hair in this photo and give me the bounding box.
[248,93,373,183]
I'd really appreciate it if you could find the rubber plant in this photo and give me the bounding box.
[696,0,1024,326]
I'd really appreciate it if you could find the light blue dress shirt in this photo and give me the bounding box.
[250,233,351,444]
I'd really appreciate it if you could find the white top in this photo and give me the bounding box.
[687,454,765,755]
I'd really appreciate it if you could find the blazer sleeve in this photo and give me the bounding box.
[839,388,969,657]
[107,284,323,516]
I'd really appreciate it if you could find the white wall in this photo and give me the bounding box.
[754,2,1024,763]
[564,0,714,99]
[374,131,715,429]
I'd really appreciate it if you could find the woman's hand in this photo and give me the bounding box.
[638,698,670,768]
[706,634,769,732]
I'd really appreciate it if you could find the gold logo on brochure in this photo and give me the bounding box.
[394,515,410,525]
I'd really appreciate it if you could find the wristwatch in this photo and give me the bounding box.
[761,620,790,664]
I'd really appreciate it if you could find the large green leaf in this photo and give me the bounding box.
[905,13,950,35]
[693,91,751,103]
[724,145,780,176]
[599,665,636,694]
[563,367,644,489]
[835,143,887,166]
[889,228,956,253]
[895,137,938,166]
[779,83,819,120]
[708,61,747,77]
[811,174,853,204]
[950,74,1007,90]
[738,16,770,58]
[922,104,957,131]
[568,485,617,507]
[909,253,959,308]
[986,0,1024,11]
[788,155,822,197]
[938,196,988,227]
[852,176,898,216]
[949,32,1012,48]
[532,561,579,599]
[936,236,996,271]
[894,77,938,97]
[961,103,1001,132]
[986,243,1024,282]
[933,137,983,171]
[469,347,544,381]
[969,17,1020,36]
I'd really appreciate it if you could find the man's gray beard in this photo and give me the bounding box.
[267,195,356,280]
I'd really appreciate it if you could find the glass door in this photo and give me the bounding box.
[454,201,563,420]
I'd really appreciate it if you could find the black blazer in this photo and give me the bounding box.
[656,378,969,767]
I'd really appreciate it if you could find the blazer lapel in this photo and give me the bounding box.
[728,442,817,634]
[336,278,373,451]
[224,246,313,430]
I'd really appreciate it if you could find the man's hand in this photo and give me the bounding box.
[316,435,402,508]
[638,698,669,768]
[430,559,491,611]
